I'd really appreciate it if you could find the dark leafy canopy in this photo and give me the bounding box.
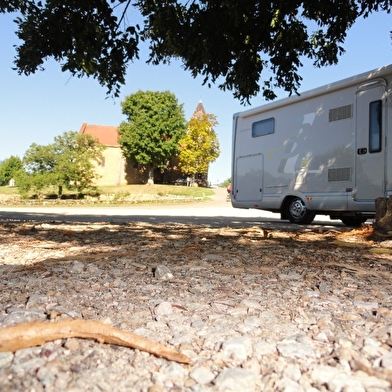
[2,1,391,102]
[4,0,139,97]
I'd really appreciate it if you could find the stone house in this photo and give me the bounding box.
[78,101,209,186]
[78,123,127,186]
[78,123,182,185]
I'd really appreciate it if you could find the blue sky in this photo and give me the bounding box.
[0,9,391,184]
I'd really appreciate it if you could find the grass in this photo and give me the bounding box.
[98,184,213,197]
[0,186,18,195]
[0,184,215,206]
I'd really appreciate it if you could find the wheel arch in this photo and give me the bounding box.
[281,194,316,224]
[280,194,311,218]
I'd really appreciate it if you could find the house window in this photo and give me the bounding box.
[369,100,382,153]
[252,117,275,138]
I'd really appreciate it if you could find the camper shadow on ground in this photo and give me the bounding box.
[0,211,345,230]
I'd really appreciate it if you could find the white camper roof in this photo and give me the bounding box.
[236,63,392,119]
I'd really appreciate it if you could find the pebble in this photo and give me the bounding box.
[0,221,392,392]
[213,368,259,391]
[221,337,252,363]
[276,339,315,359]
[154,264,174,280]
[190,367,216,384]
[380,240,392,248]
[154,301,173,316]
[0,352,14,368]
[64,338,80,351]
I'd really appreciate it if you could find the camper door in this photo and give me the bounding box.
[234,153,263,202]
[355,79,387,200]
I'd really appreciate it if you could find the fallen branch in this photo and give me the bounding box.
[0,319,192,364]
[326,261,392,280]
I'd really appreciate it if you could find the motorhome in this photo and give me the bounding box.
[231,64,392,226]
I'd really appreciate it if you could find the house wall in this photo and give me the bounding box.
[80,99,211,186]
[89,145,186,186]
[93,146,127,186]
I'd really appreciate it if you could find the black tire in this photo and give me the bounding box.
[340,217,367,227]
[285,197,316,224]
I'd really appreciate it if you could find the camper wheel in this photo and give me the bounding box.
[284,197,316,225]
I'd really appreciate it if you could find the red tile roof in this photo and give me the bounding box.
[78,123,120,147]
[79,101,206,147]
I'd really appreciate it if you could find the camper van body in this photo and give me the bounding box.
[231,64,392,225]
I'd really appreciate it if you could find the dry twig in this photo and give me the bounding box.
[0,320,192,364]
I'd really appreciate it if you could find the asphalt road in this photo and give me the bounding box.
[0,188,344,230]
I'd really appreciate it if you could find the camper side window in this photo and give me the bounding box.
[369,100,382,153]
[252,118,275,138]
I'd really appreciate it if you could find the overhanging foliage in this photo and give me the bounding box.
[1,0,391,102]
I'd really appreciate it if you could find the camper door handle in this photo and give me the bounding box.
[357,148,367,155]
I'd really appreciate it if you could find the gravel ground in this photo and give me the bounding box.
[0,218,392,392]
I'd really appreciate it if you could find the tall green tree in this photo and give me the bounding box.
[118,90,187,183]
[19,131,105,197]
[179,113,220,181]
[1,1,390,102]
[0,155,23,186]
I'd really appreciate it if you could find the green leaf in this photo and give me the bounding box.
[118,90,186,181]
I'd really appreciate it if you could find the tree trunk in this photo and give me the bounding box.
[58,185,63,198]
[374,196,392,236]
[147,165,154,185]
